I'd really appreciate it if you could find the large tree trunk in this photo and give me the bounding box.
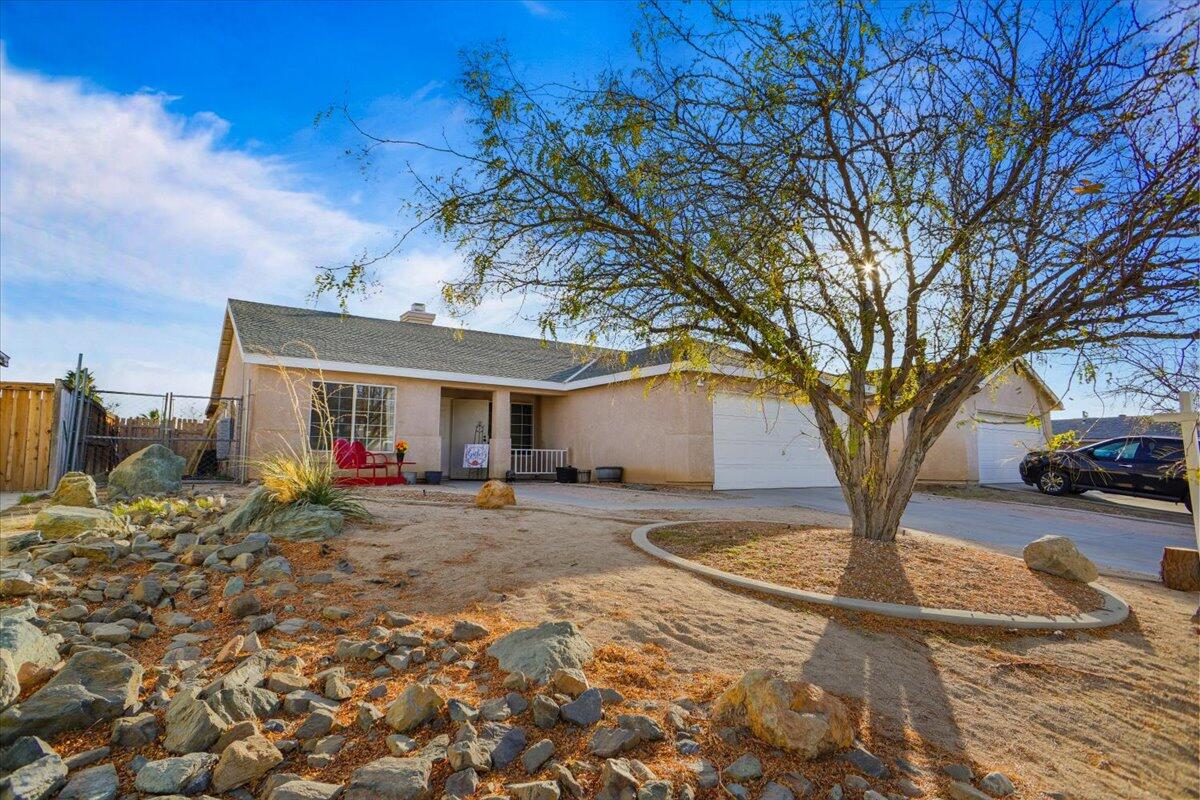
[810,387,970,542]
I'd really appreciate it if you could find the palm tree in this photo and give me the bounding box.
[63,368,100,401]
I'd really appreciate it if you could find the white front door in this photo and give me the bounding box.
[448,399,490,479]
[977,421,1045,484]
[712,393,839,490]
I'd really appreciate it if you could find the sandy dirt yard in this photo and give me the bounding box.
[338,487,1199,800]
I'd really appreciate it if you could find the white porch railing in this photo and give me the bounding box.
[511,448,568,476]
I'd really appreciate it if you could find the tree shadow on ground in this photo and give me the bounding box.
[799,534,968,776]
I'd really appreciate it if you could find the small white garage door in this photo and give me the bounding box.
[712,394,839,490]
[977,421,1045,484]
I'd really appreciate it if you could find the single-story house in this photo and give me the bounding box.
[1052,415,1181,445]
[209,299,1061,488]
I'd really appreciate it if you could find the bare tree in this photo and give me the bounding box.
[1095,339,1199,413]
[322,0,1199,541]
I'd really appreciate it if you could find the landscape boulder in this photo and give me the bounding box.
[385,683,445,732]
[1022,535,1099,583]
[106,443,185,500]
[49,471,99,507]
[56,762,118,800]
[0,570,40,598]
[211,734,284,792]
[475,480,516,509]
[712,669,853,759]
[0,617,61,697]
[344,755,434,800]
[2,753,67,800]
[32,506,122,540]
[249,502,345,542]
[486,621,594,681]
[0,648,143,746]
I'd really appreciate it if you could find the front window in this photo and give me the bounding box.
[511,403,534,449]
[1089,439,1140,462]
[309,381,395,452]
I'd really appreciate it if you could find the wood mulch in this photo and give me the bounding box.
[649,522,1105,617]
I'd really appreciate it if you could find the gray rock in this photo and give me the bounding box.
[256,556,293,582]
[133,752,217,795]
[229,593,262,618]
[110,712,160,747]
[522,738,555,773]
[249,504,344,542]
[266,780,344,800]
[2,754,67,800]
[218,486,275,532]
[507,781,561,800]
[843,744,889,779]
[762,782,796,800]
[588,727,638,758]
[943,764,973,782]
[0,649,142,746]
[450,620,489,642]
[32,506,122,540]
[637,781,673,800]
[55,763,118,800]
[91,623,131,644]
[723,753,763,781]
[946,782,991,800]
[448,738,491,772]
[106,444,185,499]
[485,621,594,681]
[778,772,814,798]
[560,688,602,726]
[978,772,1015,797]
[726,785,751,800]
[295,709,336,741]
[0,736,56,773]
[479,721,526,769]
[163,695,228,753]
[844,775,870,791]
[685,759,718,790]
[0,617,60,693]
[344,756,434,800]
[62,746,109,772]
[532,694,559,729]
[444,768,480,798]
[596,758,641,800]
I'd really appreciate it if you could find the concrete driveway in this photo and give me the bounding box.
[448,480,1194,578]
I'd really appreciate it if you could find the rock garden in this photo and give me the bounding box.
[1,451,1196,800]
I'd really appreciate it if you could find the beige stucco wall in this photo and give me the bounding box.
[538,376,714,485]
[897,364,1054,484]
[240,365,445,476]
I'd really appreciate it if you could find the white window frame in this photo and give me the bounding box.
[309,380,396,453]
[511,402,535,450]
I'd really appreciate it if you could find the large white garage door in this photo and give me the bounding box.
[712,394,839,490]
[977,421,1045,484]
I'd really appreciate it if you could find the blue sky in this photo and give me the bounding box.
[0,0,1130,416]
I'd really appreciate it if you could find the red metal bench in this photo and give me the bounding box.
[332,439,403,486]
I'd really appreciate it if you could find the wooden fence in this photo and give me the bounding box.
[0,382,58,492]
[109,417,209,463]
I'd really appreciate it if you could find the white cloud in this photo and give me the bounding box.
[521,0,563,19]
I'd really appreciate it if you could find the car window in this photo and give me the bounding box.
[1090,439,1141,461]
[1147,440,1185,462]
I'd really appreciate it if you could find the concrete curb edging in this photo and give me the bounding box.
[632,521,1131,630]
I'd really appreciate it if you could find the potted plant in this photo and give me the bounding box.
[394,439,408,465]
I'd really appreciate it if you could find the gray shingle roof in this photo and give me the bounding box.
[228,299,670,384]
[1052,416,1182,440]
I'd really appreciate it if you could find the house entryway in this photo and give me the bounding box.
[440,389,492,480]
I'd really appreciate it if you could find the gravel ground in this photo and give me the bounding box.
[341,489,1200,800]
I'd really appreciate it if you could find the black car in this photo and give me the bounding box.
[1019,435,1192,511]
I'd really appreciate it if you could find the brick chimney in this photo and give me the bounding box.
[399,302,436,324]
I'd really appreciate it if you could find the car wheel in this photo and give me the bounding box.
[1037,469,1071,496]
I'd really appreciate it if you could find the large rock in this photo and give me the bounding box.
[475,480,516,509]
[133,752,217,795]
[0,570,40,598]
[56,762,118,800]
[712,669,853,759]
[0,649,142,746]
[219,486,275,532]
[3,753,67,800]
[1023,535,1098,583]
[267,781,345,800]
[249,503,344,542]
[385,683,445,732]
[486,621,594,682]
[163,693,228,754]
[32,506,121,539]
[344,756,434,800]
[106,444,185,500]
[211,734,283,792]
[50,472,99,507]
[0,617,62,694]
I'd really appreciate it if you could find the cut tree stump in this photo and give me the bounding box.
[1160,547,1200,592]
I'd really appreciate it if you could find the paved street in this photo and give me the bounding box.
[448,480,1195,578]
